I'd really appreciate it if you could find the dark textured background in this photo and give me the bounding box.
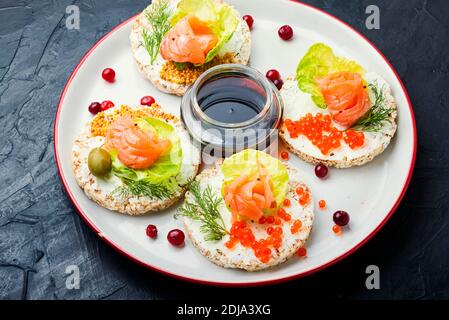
[0,0,447,300]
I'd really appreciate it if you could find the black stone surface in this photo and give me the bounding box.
[0,0,448,300]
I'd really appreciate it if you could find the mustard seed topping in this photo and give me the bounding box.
[90,104,174,137]
[160,53,235,85]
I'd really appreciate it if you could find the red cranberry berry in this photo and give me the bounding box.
[266,69,281,82]
[314,163,328,178]
[333,211,350,226]
[167,229,185,246]
[88,102,102,115]
[140,96,155,106]
[278,25,293,41]
[101,100,115,111]
[243,15,254,30]
[101,68,116,83]
[146,224,158,239]
[273,78,284,90]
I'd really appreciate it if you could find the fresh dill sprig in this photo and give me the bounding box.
[176,181,228,241]
[353,82,394,132]
[112,176,172,200]
[141,0,172,65]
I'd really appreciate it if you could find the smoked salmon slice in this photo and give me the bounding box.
[315,72,370,128]
[160,15,218,64]
[223,165,276,222]
[105,116,171,170]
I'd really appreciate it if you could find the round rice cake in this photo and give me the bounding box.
[182,160,314,271]
[129,0,251,96]
[279,72,398,168]
[72,104,201,215]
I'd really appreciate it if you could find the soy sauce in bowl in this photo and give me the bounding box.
[181,64,284,157]
[197,75,267,124]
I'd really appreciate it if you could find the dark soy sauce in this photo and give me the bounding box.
[197,75,267,124]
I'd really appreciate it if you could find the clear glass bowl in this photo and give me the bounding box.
[180,64,284,157]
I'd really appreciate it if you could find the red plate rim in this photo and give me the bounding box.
[53,0,417,287]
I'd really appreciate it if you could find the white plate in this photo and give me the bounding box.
[54,0,416,286]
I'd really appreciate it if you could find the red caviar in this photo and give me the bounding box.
[318,199,326,209]
[229,220,285,263]
[299,192,310,206]
[332,224,342,235]
[291,219,302,234]
[272,238,282,249]
[225,239,237,249]
[280,151,289,160]
[297,247,307,257]
[278,208,291,221]
[274,227,283,235]
[284,113,365,154]
[228,196,301,263]
[344,129,365,149]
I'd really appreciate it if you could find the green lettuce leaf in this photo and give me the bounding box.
[170,0,239,63]
[110,117,182,184]
[221,149,289,213]
[295,43,364,108]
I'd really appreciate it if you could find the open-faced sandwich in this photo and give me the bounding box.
[130,0,251,96]
[178,149,313,271]
[72,104,201,215]
[280,43,398,168]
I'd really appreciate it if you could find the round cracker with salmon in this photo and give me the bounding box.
[130,0,251,96]
[72,104,201,215]
[279,43,398,168]
[179,150,314,271]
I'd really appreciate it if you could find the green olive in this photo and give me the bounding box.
[88,148,112,177]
